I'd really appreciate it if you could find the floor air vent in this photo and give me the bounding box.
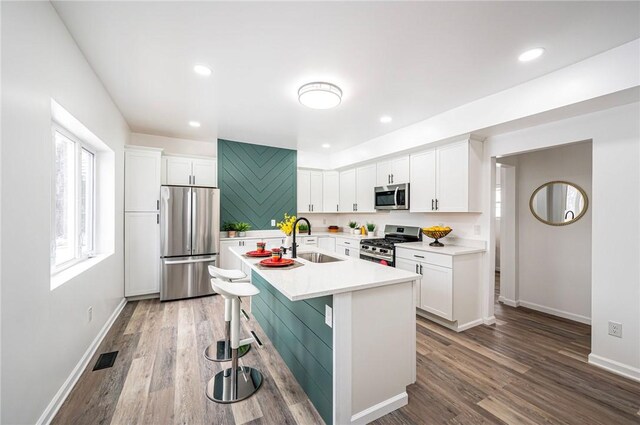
[93,351,118,371]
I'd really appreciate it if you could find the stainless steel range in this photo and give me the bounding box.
[360,225,422,267]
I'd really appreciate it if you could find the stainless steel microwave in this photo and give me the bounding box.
[374,183,409,210]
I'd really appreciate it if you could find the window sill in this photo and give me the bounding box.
[51,253,113,290]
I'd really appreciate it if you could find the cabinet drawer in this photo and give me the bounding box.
[335,237,358,247]
[396,248,452,268]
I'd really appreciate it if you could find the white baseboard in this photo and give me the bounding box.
[498,296,520,307]
[518,300,591,325]
[350,392,408,425]
[416,309,483,332]
[588,354,640,382]
[457,318,485,331]
[483,316,496,326]
[36,298,127,425]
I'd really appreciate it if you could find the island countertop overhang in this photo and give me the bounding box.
[230,246,420,301]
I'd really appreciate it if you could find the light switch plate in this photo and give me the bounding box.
[271,219,276,226]
[325,305,333,328]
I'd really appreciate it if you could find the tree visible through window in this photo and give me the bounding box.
[52,129,95,271]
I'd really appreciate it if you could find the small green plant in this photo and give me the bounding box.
[348,221,358,229]
[222,221,235,231]
[298,223,309,232]
[366,223,376,232]
[235,222,251,232]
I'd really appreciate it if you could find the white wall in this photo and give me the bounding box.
[498,142,593,323]
[130,132,216,157]
[484,102,640,381]
[1,3,130,424]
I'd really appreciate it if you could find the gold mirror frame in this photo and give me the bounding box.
[529,180,589,226]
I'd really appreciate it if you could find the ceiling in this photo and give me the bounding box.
[52,1,640,153]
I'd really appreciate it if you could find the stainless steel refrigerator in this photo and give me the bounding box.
[160,185,220,301]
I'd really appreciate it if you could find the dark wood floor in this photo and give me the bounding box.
[54,276,640,424]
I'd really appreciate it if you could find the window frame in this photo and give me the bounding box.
[51,122,97,274]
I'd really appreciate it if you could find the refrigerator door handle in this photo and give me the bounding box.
[186,189,192,253]
[163,256,217,265]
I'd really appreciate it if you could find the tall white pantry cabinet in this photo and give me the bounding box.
[124,147,162,297]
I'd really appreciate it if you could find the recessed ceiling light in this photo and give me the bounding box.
[193,64,212,76]
[321,143,331,149]
[518,47,545,62]
[380,116,392,123]
[189,121,201,127]
[298,82,342,109]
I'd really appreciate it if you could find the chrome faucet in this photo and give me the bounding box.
[291,217,311,258]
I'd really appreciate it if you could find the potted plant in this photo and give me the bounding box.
[227,222,237,238]
[298,222,309,233]
[348,221,358,235]
[276,213,297,248]
[221,221,234,238]
[366,222,376,236]
[235,222,251,237]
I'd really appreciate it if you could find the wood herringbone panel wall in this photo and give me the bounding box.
[218,139,297,230]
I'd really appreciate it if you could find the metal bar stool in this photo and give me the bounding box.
[206,277,263,403]
[205,265,252,362]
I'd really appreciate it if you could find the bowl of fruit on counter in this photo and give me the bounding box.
[421,226,452,247]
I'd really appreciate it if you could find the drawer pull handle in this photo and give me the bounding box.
[414,254,425,258]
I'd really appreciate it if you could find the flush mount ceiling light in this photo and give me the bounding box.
[518,47,545,62]
[193,64,212,76]
[321,143,331,148]
[380,115,392,123]
[298,82,342,109]
[189,121,201,127]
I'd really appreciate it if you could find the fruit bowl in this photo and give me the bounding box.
[422,226,452,247]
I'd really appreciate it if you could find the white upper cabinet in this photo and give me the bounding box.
[165,155,217,187]
[356,164,376,212]
[339,169,356,212]
[125,148,162,212]
[376,156,410,186]
[410,138,482,212]
[297,170,323,213]
[410,150,436,212]
[322,171,339,213]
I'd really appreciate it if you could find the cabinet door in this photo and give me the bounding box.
[396,258,421,304]
[410,150,436,212]
[391,156,410,184]
[318,236,336,252]
[376,160,392,186]
[192,159,217,187]
[309,171,323,212]
[356,164,377,212]
[322,171,339,213]
[339,169,356,212]
[420,263,453,320]
[436,141,469,212]
[297,170,311,213]
[166,157,193,186]
[125,213,160,296]
[348,247,361,258]
[219,240,248,270]
[125,150,161,212]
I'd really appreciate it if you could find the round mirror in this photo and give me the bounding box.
[529,181,588,226]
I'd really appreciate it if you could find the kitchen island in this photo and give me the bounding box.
[231,246,420,425]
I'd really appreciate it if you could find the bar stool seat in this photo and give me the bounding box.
[205,265,252,362]
[206,278,263,403]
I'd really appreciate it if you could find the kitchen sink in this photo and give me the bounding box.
[297,252,343,263]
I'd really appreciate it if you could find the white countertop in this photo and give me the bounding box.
[221,231,376,241]
[231,246,419,301]
[396,241,486,256]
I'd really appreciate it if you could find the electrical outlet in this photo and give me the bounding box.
[323,218,327,225]
[325,305,333,328]
[88,306,93,322]
[474,225,481,236]
[271,219,276,226]
[608,321,622,338]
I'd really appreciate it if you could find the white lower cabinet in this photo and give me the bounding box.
[336,237,360,258]
[219,240,253,271]
[318,236,336,252]
[125,212,160,297]
[396,247,482,331]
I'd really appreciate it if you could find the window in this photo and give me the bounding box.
[52,126,95,272]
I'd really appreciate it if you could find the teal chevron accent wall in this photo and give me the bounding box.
[251,271,333,425]
[218,139,297,230]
